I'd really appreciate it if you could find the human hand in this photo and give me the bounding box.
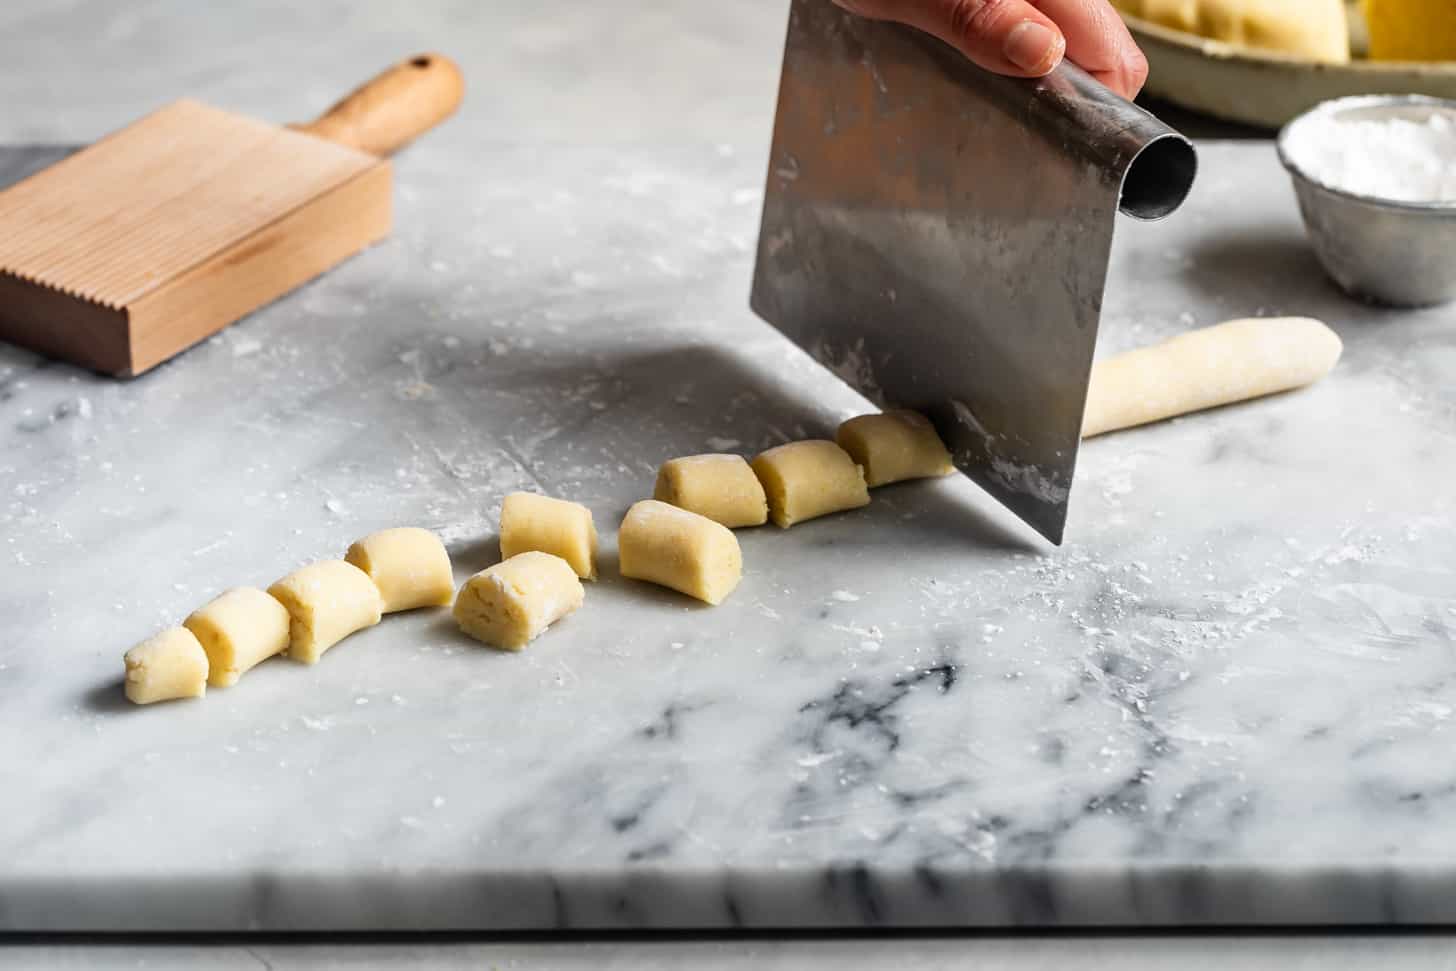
[832,0,1149,99]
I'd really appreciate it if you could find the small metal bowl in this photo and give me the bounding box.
[1277,95,1456,307]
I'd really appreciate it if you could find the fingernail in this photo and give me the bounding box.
[1003,21,1063,73]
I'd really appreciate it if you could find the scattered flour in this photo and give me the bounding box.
[1283,107,1456,202]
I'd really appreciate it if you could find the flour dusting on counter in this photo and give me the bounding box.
[7,129,1456,931]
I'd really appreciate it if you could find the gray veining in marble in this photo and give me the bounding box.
[3,0,1456,934]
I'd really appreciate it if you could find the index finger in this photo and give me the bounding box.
[1032,0,1149,98]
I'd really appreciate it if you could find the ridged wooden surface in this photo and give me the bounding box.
[0,99,377,309]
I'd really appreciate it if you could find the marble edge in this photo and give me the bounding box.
[3,861,1453,930]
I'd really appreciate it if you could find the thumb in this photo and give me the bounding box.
[836,0,1067,78]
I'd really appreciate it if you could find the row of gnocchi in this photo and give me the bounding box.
[122,410,954,705]
[123,528,456,705]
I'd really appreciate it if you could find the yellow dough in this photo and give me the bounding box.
[1114,0,1350,63]
[267,560,384,664]
[499,492,598,580]
[1082,317,1343,438]
[618,499,743,605]
[653,453,768,528]
[1364,0,1456,61]
[836,411,955,488]
[183,587,291,687]
[750,440,870,528]
[453,551,585,650]
[124,627,209,705]
[345,527,454,613]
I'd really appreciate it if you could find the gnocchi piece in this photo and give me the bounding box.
[653,453,768,528]
[750,440,870,528]
[183,587,292,687]
[618,499,742,606]
[345,526,454,613]
[499,492,598,580]
[267,560,384,664]
[453,551,584,650]
[124,627,209,705]
[836,411,955,487]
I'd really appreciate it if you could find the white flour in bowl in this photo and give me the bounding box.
[1282,108,1456,203]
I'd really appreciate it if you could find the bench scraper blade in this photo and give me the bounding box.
[750,0,1195,544]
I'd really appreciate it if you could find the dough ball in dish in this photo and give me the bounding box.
[1113,0,1349,63]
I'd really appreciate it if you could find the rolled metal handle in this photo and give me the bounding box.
[908,33,1198,221]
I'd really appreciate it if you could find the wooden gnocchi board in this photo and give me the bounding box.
[0,54,463,377]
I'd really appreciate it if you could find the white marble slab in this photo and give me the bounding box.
[3,134,1454,930]
[3,0,1456,930]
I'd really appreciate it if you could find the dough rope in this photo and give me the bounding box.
[1082,317,1343,438]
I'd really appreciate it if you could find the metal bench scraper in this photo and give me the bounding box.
[751,0,1197,544]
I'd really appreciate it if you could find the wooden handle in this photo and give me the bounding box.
[291,53,464,156]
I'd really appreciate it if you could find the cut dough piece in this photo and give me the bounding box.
[345,527,454,613]
[618,499,743,605]
[836,410,955,487]
[184,587,291,687]
[1082,317,1343,438]
[268,560,384,664]
[124,627,209,705]
[750,440,870,528]
[653,453,768,528]
[499,492,598,580]
[453,551,584,650]
[1113,0,1349,63]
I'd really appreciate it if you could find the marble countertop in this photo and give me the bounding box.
[5,0,1456,942]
